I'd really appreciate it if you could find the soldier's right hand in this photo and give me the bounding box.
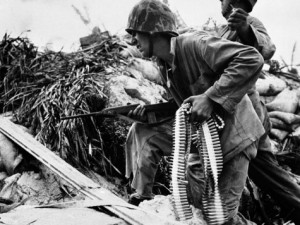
[227,7,249,32]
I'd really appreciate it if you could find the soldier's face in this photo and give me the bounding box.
[134,32,151,58]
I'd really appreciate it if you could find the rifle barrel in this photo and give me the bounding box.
[61,112,116,120]
[60,102,178,121]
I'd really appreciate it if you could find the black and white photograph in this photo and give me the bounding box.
[0,0,299,224]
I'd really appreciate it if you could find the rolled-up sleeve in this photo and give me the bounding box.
[200,36,264,113]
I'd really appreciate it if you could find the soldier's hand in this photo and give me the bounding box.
[127,104,147,121]
[227,8,249,32]
[183,94,214,123]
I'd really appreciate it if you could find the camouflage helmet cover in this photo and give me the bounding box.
[126,0,178,37]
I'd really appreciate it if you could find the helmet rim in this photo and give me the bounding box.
[126,0,178,37]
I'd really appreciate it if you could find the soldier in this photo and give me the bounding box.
[125,0,265,224]
[217,0,300,223]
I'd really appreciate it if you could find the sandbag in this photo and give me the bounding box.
[255,76,287,96]
[120,44,143,58]
[270,117,293,132]
[126,58,162,84]
[0,132,23,176]
[270,128,289,141]
[269,111,300,125]
[259,95,276,105]
[290,126,300,144]
[106,74,166,107]
[0,117,32,176]
[266,88,299,113]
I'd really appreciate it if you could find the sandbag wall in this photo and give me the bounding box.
[257,71,300,147]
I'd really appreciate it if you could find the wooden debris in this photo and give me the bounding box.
[0,117,180,225]
[80,27,110,49]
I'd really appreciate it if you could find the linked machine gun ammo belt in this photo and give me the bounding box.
[170,103,227,224]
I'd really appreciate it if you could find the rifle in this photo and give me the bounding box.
[60,101,178,124]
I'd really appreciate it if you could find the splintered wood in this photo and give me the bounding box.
[0,116,181,225]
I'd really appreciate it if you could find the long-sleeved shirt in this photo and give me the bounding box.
[218,15,276,140]
[217,15,276,60]
[158,31,265,161]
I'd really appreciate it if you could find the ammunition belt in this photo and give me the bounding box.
[170,103,193,221]
[170,103,227,224]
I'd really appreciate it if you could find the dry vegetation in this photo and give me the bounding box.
[0,34,130,180]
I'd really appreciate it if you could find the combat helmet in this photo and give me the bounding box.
[245,0,257,12]
[238,0,257,12]
[126,0,178,37]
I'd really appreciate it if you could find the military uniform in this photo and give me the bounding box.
[218,15,300,221]
[126,29,265,224]
[125,0,266,223]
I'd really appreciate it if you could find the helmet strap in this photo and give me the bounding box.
[148,35,154,58]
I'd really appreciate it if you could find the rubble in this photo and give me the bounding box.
[139,195,207,225]
[0,207,127,225]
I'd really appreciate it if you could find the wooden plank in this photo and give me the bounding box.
[0,117,180,225]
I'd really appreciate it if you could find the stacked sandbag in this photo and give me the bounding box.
[255,71,300,143]
[266,87,299,113]
[269,111,300,141]
[263,86,300,142]
[288,95,300,143]
[256,73,287,105]
[256,75,287,97]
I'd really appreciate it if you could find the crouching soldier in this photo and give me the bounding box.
[125,0,265,224]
